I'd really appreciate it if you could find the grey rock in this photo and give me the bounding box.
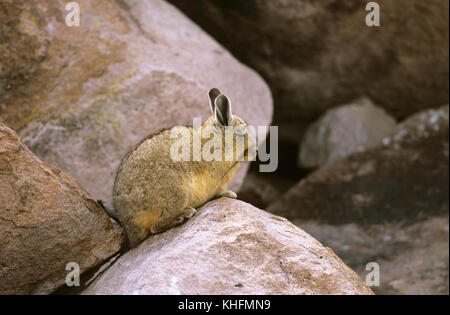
[298,97,397,168]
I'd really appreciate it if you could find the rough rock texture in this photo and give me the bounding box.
[269,105,449,225]
[0,123,125,294]
[83,198,373,295]
[237,172,282,210]
[299,97,397,168]
[299,216,449,295]
[168,0,449,143]
[386,104,450,147]
[268,106,449,294]
[0,0,273,203]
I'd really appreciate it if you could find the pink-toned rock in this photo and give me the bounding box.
[0,123,125,294]
[0,0,272,204]
[83,198,373,295]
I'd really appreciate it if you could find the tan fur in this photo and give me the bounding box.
[133,209,163,237]
[112,90,252,247]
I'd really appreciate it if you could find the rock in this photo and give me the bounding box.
[269,105,449,225]
[298,97,397,168]
[297,216,449,295]
[268,106,449,294]
[0,123,125,294]
[83,198,373,295]
[237,173,282,209]
[168,0,449,142]
[0,0,273,204]
[385,104,449,146]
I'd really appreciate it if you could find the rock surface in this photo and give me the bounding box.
[237,172,282,210]
[269,106,449,225]
[168,0,449,142]
[268,106,449,294]
[0,0,273,204]
[83,198,373,295]
[298,215,449,295]
[0,123,125,294]
[386,104,450,147]
[298,97,397,168]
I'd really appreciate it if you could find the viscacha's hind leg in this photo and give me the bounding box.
[150,216,183,234]
[180,206,197,219]
[125,221,150,248]
[150,207,197,234]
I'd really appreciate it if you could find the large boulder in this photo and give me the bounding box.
[269,105,449,224]
[386,104,450,147]
[268,106,449,294]
[299,216,449,294]
[168,0,449,142]
[0,0,273,204]
[298,97,397,168]
[0,123,125,294]
[83,198,373,295]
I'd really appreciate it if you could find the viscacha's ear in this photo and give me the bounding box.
[214,94,233,126]
[208,88,221,114]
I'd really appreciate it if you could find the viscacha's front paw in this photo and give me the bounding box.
[220,190,237,199]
